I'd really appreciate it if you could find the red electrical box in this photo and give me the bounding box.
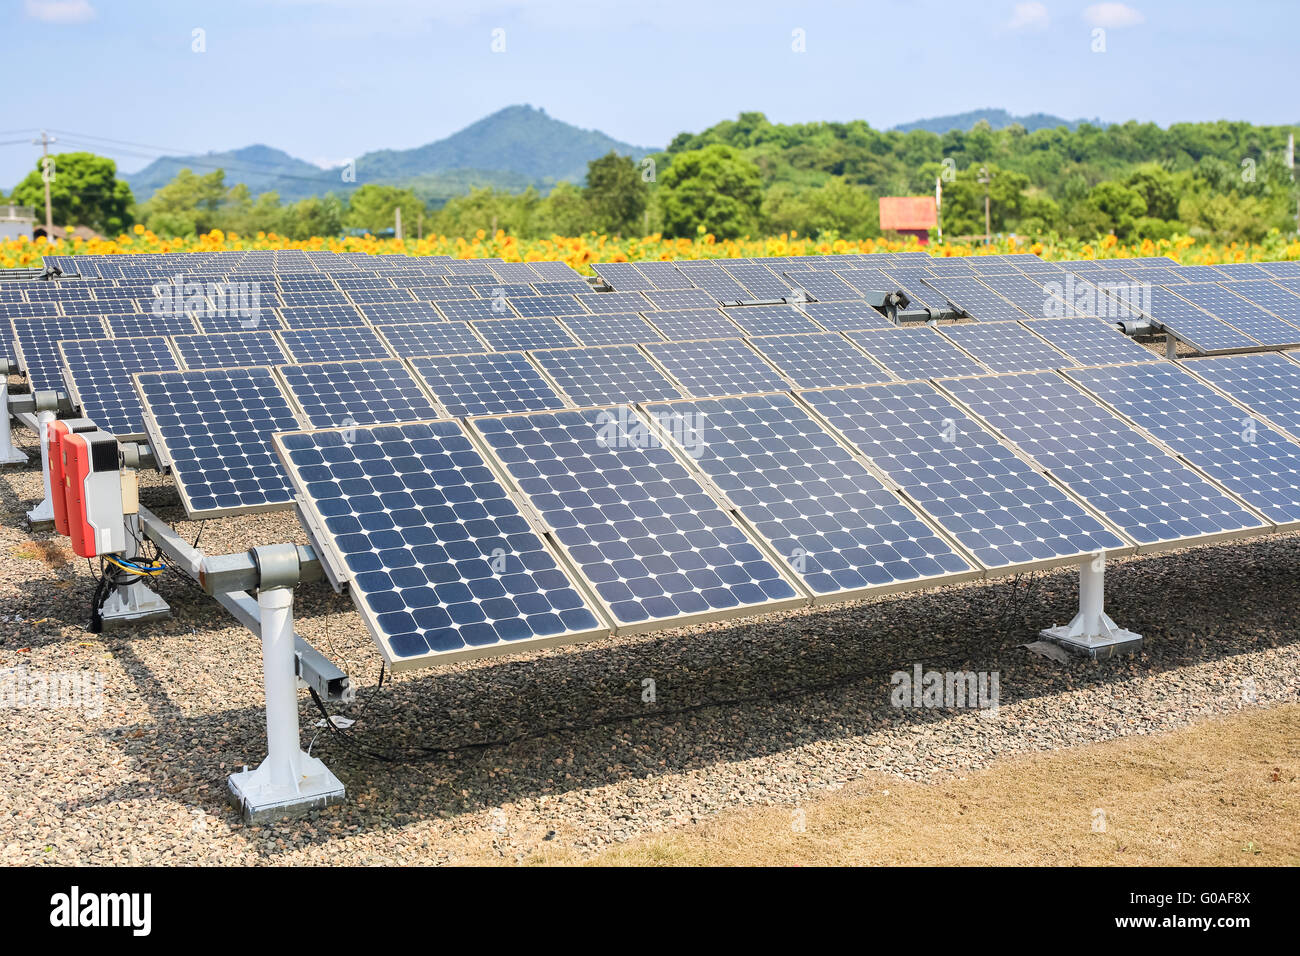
[61,431,126,558]
[48,419,97,536]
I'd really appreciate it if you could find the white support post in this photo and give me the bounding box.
[1,384,28,464]
[26,410,56,526]
[1040,552,1143,659]
[228,585,344,822]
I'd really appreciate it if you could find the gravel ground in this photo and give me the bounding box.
[1,406,1297,866]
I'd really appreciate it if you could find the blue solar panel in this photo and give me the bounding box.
[781,270,861,301]
[0,301,60,318]
[1169,284,1300,346]
[797,300,894,331]
[941,372,1265,548]
[490,262,543,283]
[136,366,300,517]
[529,260,586,281]
[1206,280,1300,327]
[1019,318,1159,367]
[531,345,682,406]
[277,421,607,666]
[10,317,106,391]
[643,308,742,341]
[800,383,1127,570]
[723,304,824,336]
[507,294,588,318]
[643,393,974,597]
[59,336,180,438]
[374,321,484,357]
[346,286,418,304]
[923,277,1032,322]
[472,316,578,351]
[592,262,655,291]
[1181,352,1300,438]
[473,284,540,300]
[278,304,366,329]
[436,297,516,322]
[1137,287,1261,352]
[559,311,665,346]
[59,297,138,316]
[1259,262,1300,278]
[938,322,1075,373]
[846,328,987,380]
[645,338,789,397]
[105,313,200,338]
[1065,362,1300,527]
[748,333,893,389]
[582,291,653,313]
[194,308,285,333]
[532,280,593,296]
[410,351,567,417]
[473,407,801,628]
[171,331,288,370]
[277,325,392,362]
[636,261,695,290]
[277,358,442,427]
[971,273,1072,318]
[357,301,446,325]
[279,289,352,308]
[723,263,795,299]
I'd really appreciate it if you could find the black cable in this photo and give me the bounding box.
[304,646,968,766]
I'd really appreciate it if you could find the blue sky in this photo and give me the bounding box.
[3,0,1297,190]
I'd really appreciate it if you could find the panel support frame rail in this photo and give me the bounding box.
[1039,551,1143,659]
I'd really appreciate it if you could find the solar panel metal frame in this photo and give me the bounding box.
[275,357,445,427]
[134,365,303,519]
[529,343,684,407]
[747,332,895,389]
[276,324,394,362]
[58,335,181,440]
[10,316,107,391]
[408,351,569,417]
[373,321,486,358]
[639,392,981,603]
[937,322,1078,374]
[467,406,808,634]
[796,382,1134,574]
[170,330,290,370]
[935,371,1270,554]
[644,337,792,398]
[1063,361,1300,532]
[274,419,612,671]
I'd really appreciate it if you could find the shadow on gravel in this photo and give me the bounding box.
[46,532,1300,860]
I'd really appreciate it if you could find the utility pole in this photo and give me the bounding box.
[977,166,991,245]
[935,175,943,244]
[1289,132,1297,237]
[417,210,423,241]
[394,206,403,241]
[33,130,56,237]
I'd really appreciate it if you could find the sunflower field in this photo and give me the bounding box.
[4,225,1300,273]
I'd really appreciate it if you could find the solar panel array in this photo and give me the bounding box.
[10,248,1300,672]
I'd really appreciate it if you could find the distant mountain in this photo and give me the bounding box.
[124,105,652,204]
[125,144,331,202]
[892,108,1104,135]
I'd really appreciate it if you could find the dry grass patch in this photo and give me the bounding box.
[535,704,1300,866]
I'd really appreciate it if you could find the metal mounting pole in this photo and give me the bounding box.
[1040,552,1143,659]
[27,410,56,527]
[227,548,344,822]
[1,384,29,464]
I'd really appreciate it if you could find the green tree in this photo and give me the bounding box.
[582,151,646,235]
[281,194,345,239]
[535,182,593,236]
[344,184,425,234]
[139,168,228,235]
[1086,181,1148,238]
[10,151,134,234]
[659,144,763,238]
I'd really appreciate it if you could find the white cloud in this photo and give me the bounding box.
[1007,2,1050,30]
[24,0,96,24]
[1084,3,1145,28]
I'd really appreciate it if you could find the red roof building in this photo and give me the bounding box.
[879,196,937,244]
